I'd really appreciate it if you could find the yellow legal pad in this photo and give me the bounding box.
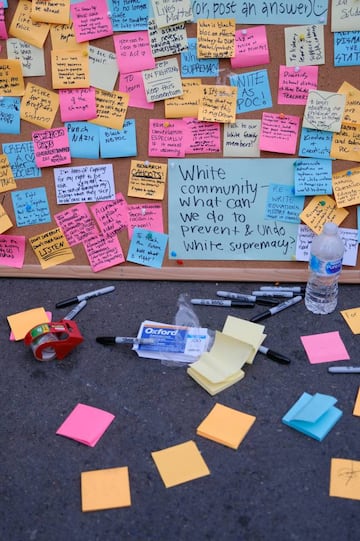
[81,466,131,512]
[196,403,256,450]
[151,440,210,488]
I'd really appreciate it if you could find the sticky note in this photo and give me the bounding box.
[341,308,360,334]
[353,387,360,416]
[300,331,350,364]
[81,467,131,511]
[330,459,360,501]
[151,441,210,488]
[197,403,256,450]
[56,403,115,447]
[7,307,48,341]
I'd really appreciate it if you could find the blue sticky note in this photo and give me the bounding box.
[229,70,272,114]
[127,227,168,268]
[99,120,137,158]
[0,98,20,134]
[11,187,51,227]
[298,127,333,159]
[111,0,148,31]
[282,392,342,442]
[294,158,332,196]
[181,38,219,78]
[65,122,100,159]
[265,183,304,223]
[334,31,360,67]
[2,141,42,179]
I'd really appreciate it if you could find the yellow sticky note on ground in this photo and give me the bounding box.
[7,307,48,341]
[31,0,70,25]
[197,403,256,450]
[353,387,360,416]
[187,365,245,396]
[20,83,59,129]
[151,441,210,488]
[51,49,90,89]
[81,467,131,512]
[330,458,360,501]
[222,315,266,364]
[10,0,50,49]
[340,307,360,334]
[299,195,349,234]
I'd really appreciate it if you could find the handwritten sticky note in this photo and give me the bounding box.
[56,403,115,447]
[231,26,269,68]
[0,203,13,233]
[29,227,74,269]
[151,0,193,28]
[143,58,183,102]
[197,403,256,450]
[331,0,360,32]
[197,18,235,58]
[332,167,360,207]
[91,192,129,237]
[298,127,333,159]
[223,120,261,157]
[284,24,325,66]
[165,79,201,119]
[11,187,51,227]
[32,127,71,168]
[265,184,304,223]
[54,164,115,204]
[88,45,118,92]
[294,158,332,196]
[9,0,50,48]
[0,97,21,135]
[278,65,318,105]
[339,81,360,125]
[181,37,219,78]
[114,30,155,74]
[99,120,137,158]
[0,59,25,96]
[128,160,167,199]
[299,195,349,234]
[334,31,360,66]
[230,69,272,114]
[148,18,188,58]
[127,227,168,268]
[83,233,125,272]
[0,3,7,39]
[303,90,346,132]
[151,441,210,488]
[7,306,48,341]
[54,202,99,246]
[0,234,25,268]
[198,85,237,124]
[330,123,360,162]
[89,88,129,131]
[31,0,70,24]
[330,458,360,501]
[148,119,185,158]
[111,0,148,31]
[20,83,59,129]
[0,153,16,193]
[341,308,360,334]
[51,49,89,89]
[119,71,155,110]
[81,467,131,512]
[6,38,45,77]
[65,121,100,159]
[2,141,41,179]
[300,331,350,364]
[128,203,164,239]
[70,0,113,42]
[59,87,96,122]
[295,224,359,266]
[49,20,88,52]
[259,112,300,154]
[184,118,221,154]
[353,388,360,416]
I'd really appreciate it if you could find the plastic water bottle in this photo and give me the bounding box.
[305,222,344,315]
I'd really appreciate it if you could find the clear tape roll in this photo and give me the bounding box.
[30,333,58,361]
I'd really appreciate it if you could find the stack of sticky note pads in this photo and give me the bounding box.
[187,316,266,395]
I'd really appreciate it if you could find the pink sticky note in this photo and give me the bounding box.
[278,65,318,105]
[32,127,71,168]
[56,403,115,447]
[0,3,8,40]
[114,31,155,74]
[59,88,97,122]
[300,331,350,364]
[83,233,125,272]
[91,192,129,237]
[119,72,154,110]
[70,0,113,42]
[127,203,164,239]
[148,119,186,158]
[259,112,300,154]
[183,118,221,154]
[231,26,269,69]
[54,202,99,246]
[0,234,26,268]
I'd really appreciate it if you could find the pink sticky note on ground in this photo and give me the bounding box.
[300,331,350,364]
[56,403,115,447]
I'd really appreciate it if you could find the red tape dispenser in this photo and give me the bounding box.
[24,320,84,361]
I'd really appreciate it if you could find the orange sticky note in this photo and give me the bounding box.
[31,0,71,25]
[330,458,360,501]
[340,307,360,334]
[196,403,256,450]
[20,83,59,129]
[7,307,48,341]
[353,387,360,416]
[299,195,349,234]
[51,49,90,89]
[89,88,129,130]
[50,22,88,51]
[0,59,25,96]
[9,0,50,49]
[0,154,17,193]
[151,440,210,488]
[81,467,131,512]
[29,227,74,269]
[0,203,13,233]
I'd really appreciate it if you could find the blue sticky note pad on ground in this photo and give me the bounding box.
[65,122,100,159]
[298,127,333,159]
[127,227,168,268]
[99,120,137,158]
[334,31,360,67]
[0,98,20,134]
[229,70,272,114]
[2,141,42,179]
[282,392,342,442]
[181,38,219,78]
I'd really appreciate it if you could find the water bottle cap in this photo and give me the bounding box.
[323,222,338,235]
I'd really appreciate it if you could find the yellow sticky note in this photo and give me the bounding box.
[89,89,129,131]
[151,441,210,488]
[338,81,360,125]
[0,203,13,233]
[20,83,59,129]
[29,227,74,269]
[330,458,360,501]
[340,307,360,334]
[31,0,70,25]
[7,307,48,341]
[165,79,201,119]
[50,22,88,51]
[222,315,266,364]
[9,0,50,49]
[299,195,349,234]
[81,467,131,512]
[128,160,167,200]
[330,124,360,163]
[51,49,90,89]
[0,59,25,97]
[197,18,236,59]
[0,154,17,193]
[198,85,237,124]
[332,167,360,208]
[187,365,245,396]
[353,387,360,416]
[197,403,256,450]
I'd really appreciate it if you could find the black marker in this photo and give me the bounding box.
[56,285,115,308]
[191,298,255,308]
[250,295,303,322]
[258,345,291,364]
[96,336,155,345]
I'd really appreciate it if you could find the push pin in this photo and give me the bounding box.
[279,112,285,119]
[164,121,170,127]
[299,34,305,41]
[241,29,247,35]
[294,66,300,72]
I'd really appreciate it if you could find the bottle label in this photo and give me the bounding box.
[309,254,343,276]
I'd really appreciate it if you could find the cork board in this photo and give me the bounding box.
[0,2,359,282]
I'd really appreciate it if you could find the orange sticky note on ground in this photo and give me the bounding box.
[340,307,360,334]
[330,458,360,501]
[81,467,131,512]
[151,440,210,488]
[196,403,256,450]
[353,387,360,416]
[7,307,48,341]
